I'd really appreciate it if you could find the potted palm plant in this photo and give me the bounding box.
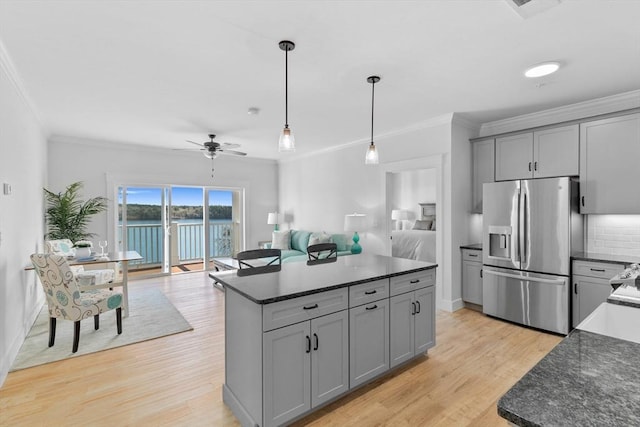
[44,181,108,249]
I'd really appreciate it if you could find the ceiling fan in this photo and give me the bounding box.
[184,134,247,159]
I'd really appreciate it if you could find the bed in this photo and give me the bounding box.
[391,203,436,262]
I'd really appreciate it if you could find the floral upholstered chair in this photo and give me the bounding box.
[45,239,116,287]
[30,253,123,353]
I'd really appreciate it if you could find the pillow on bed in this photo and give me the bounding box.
[412,219,432,230]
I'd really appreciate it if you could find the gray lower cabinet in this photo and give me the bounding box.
[572,260,625,328]
[263,310,349,427]
[462,249,483,305]
[390,285,435,368]
[349,299,389,388]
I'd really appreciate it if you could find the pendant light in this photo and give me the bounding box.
[278,40,296,152]
[365,75,380,165]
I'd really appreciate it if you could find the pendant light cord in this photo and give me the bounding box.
[285,47,289,127]
[370,79,375,144]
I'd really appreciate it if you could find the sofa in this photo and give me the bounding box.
[266,230,354,263]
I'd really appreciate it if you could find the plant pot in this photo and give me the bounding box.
[75,247,91,258]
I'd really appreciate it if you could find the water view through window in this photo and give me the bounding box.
[118,186,236,276]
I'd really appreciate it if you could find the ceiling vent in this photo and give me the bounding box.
[504,0,562,19]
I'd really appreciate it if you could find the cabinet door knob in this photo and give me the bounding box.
[574,283,578,294]
[416,300,421,314]
[364,290,377,295]
[534,161,538,171]
[303,304,318,310]
[480,269,483,278]
[313,333,319,351]
[366,304,378,311]
[306,335,311,353]
[528,162,532,172]
[411,302,416,315]
[581,196,585,207]
[410,279,420,284]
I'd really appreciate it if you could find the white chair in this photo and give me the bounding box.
[45,239,117,287]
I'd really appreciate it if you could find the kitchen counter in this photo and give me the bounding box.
[460,243,482,251]
[571,251,639,266]
[211,253,437,304]
[498,329,640,427]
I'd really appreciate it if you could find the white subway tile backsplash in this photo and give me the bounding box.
[587,215,640,255]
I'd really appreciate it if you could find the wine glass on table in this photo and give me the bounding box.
[98,240,108,257]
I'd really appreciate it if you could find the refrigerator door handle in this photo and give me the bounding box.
[483,269,566,285]
[523,192,528,262]
[516,188,521,263]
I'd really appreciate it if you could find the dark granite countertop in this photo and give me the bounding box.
[460,243,482,251]
[211,254,437,304]
[572,251,639,266]
[498,329,640,427]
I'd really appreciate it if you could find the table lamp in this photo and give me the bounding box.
[391,209,409,230]
[344,213,367,254]
[267,212,282,231]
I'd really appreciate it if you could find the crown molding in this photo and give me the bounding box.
[49,134,278,165]
[479,89,640,137]
[0,38,47,135]
[280,113,454,164]
[451,113,480,132]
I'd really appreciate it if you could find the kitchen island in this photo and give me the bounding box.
[211,254,437,427]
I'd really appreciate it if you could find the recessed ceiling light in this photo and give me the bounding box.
[524,62,560,78]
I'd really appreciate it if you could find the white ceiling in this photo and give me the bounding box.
[1,0,639,160]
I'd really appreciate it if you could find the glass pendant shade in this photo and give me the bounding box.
[365,142,379,164]
[279,126,295,152]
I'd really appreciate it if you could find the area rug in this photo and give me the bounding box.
[10,288,193,371]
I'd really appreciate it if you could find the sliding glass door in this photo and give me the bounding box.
[118,186,169,276]
[117,184,243,278]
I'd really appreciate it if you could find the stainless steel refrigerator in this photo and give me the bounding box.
[482,177,583,334]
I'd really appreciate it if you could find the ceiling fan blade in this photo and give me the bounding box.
[173,148,204,151]
[218,149,247,156]
[186,140,205,148]
[221,143,241,149]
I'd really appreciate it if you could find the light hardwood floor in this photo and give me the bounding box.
[0,272,562,426]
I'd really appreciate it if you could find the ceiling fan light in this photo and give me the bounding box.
[524,62,560,78]
[365,142,379,165]
[279,126,295,152]
[203,150,217,159]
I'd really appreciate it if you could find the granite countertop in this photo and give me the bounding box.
[460,243,482,251]
[498,329,640,427]
[572,251,640,265]
[211,254,437,304]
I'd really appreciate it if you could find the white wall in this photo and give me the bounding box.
[48,137,279,250]
[279,114,475,311]
[0,50,48,385]
[390,168,436,229]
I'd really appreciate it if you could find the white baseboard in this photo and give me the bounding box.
[0,295,44,387]
[437,297,464,313]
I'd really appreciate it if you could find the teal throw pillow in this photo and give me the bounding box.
[330,234,348,252]
[290,230,312,251]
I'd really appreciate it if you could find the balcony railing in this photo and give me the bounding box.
[118,221,233,269]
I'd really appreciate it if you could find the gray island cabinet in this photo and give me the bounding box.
[213,254,437,427]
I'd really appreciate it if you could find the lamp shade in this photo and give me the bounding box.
[391,209,409,220]
[267,212,282,225]
[344,214,367,232]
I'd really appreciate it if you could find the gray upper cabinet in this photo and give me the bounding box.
[495,133,533,181]
[472,138,495,213]
[534,125,579,177]
[579,113,640,214]
[495,124,579,181]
